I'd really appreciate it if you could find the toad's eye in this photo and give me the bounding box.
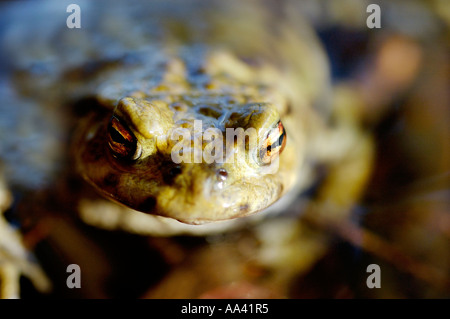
[258,121,286,165]
[107,116,142,160]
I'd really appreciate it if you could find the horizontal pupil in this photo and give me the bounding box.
[268,131,285,150]
[109,126,131,145]
[275,131,285,147]
[108,117,137,158]
[258,122,286,165]
[109,117,135,142]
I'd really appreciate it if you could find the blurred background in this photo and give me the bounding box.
[0,0,449,298]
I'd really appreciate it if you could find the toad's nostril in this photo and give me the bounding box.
[216,168,228,180]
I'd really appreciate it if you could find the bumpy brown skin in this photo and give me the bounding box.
[2,0,331,226]
[65,2,330,225]
[74,49,304,224]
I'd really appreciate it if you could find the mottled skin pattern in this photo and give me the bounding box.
[74,48,302,224]
[4,0,446,300]
[0,0,342,228]
[0,0,375,297]
[57,1,332,225]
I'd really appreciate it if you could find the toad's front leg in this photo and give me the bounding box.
[0,171,51,299]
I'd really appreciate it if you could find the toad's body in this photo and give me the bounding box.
[74,46,305,224]
[0,0,374,297]
[0,0,371,228]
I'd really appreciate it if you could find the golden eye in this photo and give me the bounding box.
[107,116,142,160]
[258,121,286,165]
